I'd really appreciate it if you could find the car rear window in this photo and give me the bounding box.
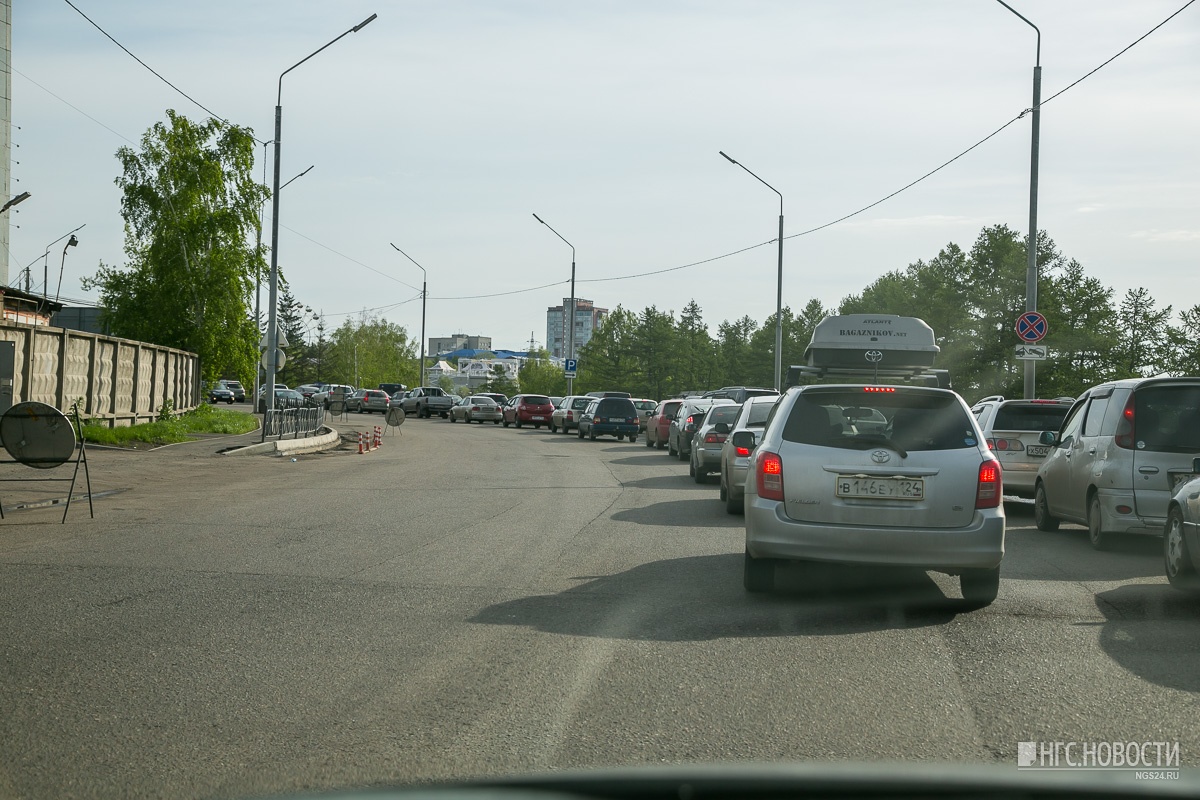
[782,389,975,452]
[993,403,1070,432]
[524,396,552,405]
[1135,384,1200,452]
[706,404,741,425]
[570,398,590,409]
[471,397,495,405]
[634,400,656,411]
[597,399,637,415]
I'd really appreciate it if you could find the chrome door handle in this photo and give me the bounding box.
[1139,466,1160,474]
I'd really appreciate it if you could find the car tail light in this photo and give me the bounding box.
[472,406,481,412]
[976,459,1002,509]
[863,387,896,393]
[986,437,1025,452]
[567,411,575,421]
[756,450,784,501]
[735,444,751,457]
[704,432,727,444]
[1114,395,1136,449]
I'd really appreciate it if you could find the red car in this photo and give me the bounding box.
[646,399,684,450]
[503,394,555,429]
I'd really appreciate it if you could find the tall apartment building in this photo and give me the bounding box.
[545,298,607,360]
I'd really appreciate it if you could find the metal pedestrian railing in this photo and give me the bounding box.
[262,404,323,440]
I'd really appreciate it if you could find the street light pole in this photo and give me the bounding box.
[997,0,1041,399]
[53,235,79,305]
[532,213,576,395]
[265,13,376,418]
[390,244,428,387]
[720,151,785,391]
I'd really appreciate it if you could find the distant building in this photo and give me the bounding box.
[0,286,63,326]
[545,298,607,360]
[51,306,109,335]
[429,333,492,356]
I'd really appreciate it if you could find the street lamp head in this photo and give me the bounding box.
[719,150,738,165]
[353,13,378,32]
[66,235,79,249]
[532,213,546,225]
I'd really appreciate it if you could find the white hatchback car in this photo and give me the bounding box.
[741,384,1005,605]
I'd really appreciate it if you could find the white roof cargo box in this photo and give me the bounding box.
[805,314,940,369]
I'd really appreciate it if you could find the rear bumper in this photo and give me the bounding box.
[592,423,639,437]
[695,444,724,468]
[745,499,1005,571]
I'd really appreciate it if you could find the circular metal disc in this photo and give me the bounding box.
[1,402,76,469]
[386,406,406,427]
[329,400,346,416]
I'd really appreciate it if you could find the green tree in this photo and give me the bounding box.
[325,315,417,388]
[482,364,518,396]
[83,110,268,384]
[632,306,678,399]
[518,349,567,396]
[576,307,638,395]
[1164,305,1200,377]
[715,315,758,387]
[1112,287,1173,378]
[676,300,715,391]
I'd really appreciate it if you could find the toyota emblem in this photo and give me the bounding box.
[865,350,883,363]
[871,450,891,464]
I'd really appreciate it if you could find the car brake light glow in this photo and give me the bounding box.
[704,432,727,444]
[863,387,896,393]
[735,446,751,457]
[976,459,1002,509]
[756,450,784,501]
[1114,396,1136,449]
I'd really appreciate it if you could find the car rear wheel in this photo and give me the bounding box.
[644,434,653,448]
[1164,507,1200,590]
[577,427,584,439]
[1034,483,1059,532]
[550,422,557,433]
[589,429,596,441]
[655,437,664,450]
[960,567,1000,607]
[493,420,499,425]
[688,454,696,477]
[719,472,727,502]
[677,444,688,462]
[726,486,742,515]
[668,436,676,457]
[743,549,775,593]
[515,419,523,429]
[628,434,636,444]
[1088,493,1112,551]
[449,414,456,423]
[693,463,707,484]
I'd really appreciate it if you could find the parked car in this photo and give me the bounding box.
[295,384,324,399]
[400,386,456,419]
[576,397,639,442]
[970,396,1074,498]
[378,383,407,396]
[719,394,782,514]
[646,399,684,450]
[631,399,657,431]
[1164,459,1200,591]
[689,402,744,483]
[550,395,592,434]
[503,394,555,429]
[740,383,1004,605]
[272,389,306,408]
[450,395,503,424]
[313,384,355,409]
[479,393,508,408]
[220,380,246,402]
[586,391,631,399]
[352,389,391,414]
[669,398,735,461]
[1034,376,1200,550]
[209,384,235,404]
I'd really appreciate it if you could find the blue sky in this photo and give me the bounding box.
[9,1,1199,352]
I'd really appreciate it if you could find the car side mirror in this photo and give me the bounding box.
[731,431,756,451]
[714,422,731,434]
[1038,430,1057,446]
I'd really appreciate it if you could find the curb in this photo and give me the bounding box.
[223,426,341,457]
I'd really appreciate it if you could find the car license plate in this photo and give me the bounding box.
[836,475,924,500]
[532,416,544,421]
[1026,445,1049,457]
[1172,473,1196,490]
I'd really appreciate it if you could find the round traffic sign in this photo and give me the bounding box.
[1015,311,1048,343]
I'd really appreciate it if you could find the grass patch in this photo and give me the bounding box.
[79,404,259,447]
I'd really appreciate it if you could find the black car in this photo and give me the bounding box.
[209,385,235,404]
[577,397,640,442]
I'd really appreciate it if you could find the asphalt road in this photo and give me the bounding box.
[1,413,1198,798]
